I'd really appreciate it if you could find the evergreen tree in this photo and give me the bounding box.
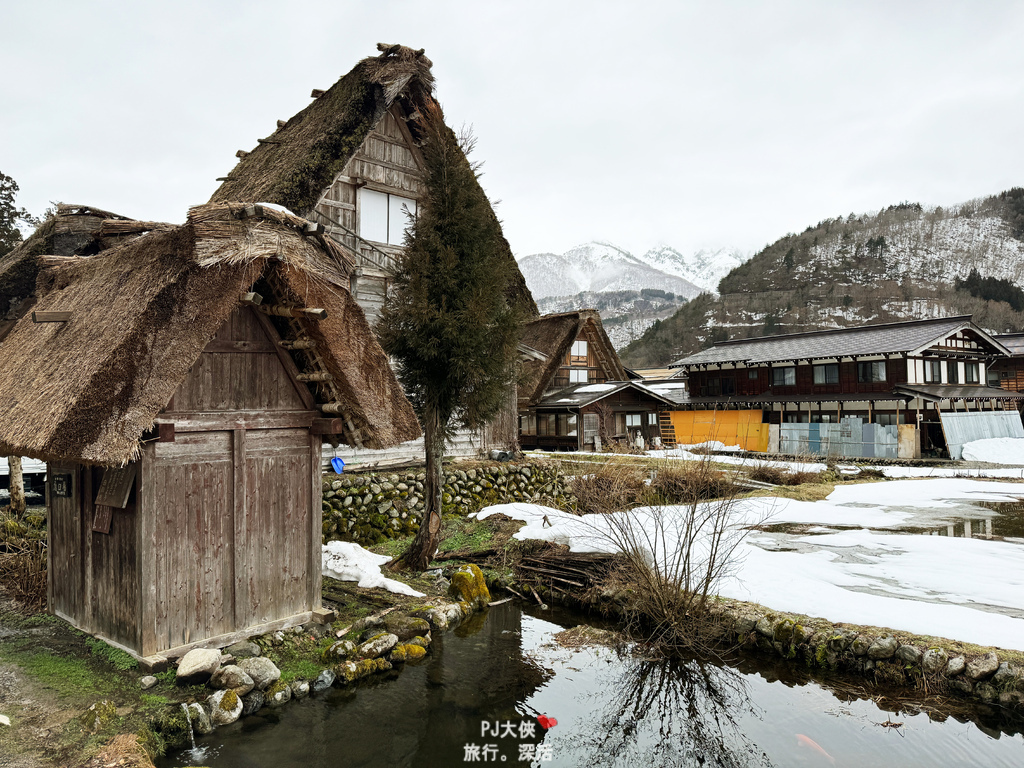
[0,172,36,258]
[376,102,523,570]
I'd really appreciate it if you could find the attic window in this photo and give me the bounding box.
[570,340,588,365]
[569,368,588,384]
[358,188,417,245]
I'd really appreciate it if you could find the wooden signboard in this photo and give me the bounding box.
[95,463,137,509]
[92,505,113,534]
[52,474,73,498]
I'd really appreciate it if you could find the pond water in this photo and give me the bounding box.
[161,603,1024,768]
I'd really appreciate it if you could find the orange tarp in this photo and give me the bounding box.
[667,410,769,452]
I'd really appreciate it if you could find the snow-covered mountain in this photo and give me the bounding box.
[635,246,748,294]
[517,241,747,301]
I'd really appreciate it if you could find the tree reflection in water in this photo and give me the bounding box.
[566,655,773,768]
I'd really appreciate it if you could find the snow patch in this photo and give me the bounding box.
[321,541,424,597]
[962,438,1024,465]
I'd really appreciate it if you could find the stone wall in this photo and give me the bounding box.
[321,462,573,546]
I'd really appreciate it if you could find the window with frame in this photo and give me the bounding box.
[748,369,759,380]
[813,363,839,385]
[947,361,959,384]
[648,412,658,425]
[923,359,942,383]
[537,414,556,436]
[569,368,588,384]
[556,414,578,437]
[357,188,417,245]
[966,362,979,384]
[857,361,887,383]
[583,413,599,444]
[519,414,536,436]
[772,366,796,386]
[570,340,588,365]
[625,414,642,428]
[721,377,736,396]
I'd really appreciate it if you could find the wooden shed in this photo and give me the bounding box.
[0,202,419,663]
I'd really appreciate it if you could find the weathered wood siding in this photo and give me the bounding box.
[88,466,139,650]
[238,428,313,627]
[47,463,83,621]
[146,432,235,653]
[167,307,307,413]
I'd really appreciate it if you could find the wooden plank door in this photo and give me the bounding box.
[47,463,83,621]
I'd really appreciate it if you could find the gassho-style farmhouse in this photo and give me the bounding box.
[3,43,1024,666]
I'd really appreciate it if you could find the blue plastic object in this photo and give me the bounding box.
[331,457,346,474]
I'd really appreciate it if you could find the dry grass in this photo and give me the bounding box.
[747,464,823,486]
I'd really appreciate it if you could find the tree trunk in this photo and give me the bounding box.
[398,411,445,571]
[7,456,26,518]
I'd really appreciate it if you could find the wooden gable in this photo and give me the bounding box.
[312,106,425,252]
[165,306,314,415]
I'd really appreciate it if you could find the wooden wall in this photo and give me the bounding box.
[49,306,323,658]
[687,357,909,398]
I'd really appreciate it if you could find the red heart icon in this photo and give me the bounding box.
[537,715,558,730]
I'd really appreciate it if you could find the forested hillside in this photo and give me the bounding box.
[621,189,1024,367]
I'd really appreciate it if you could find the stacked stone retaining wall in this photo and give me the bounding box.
[321,462,574,546]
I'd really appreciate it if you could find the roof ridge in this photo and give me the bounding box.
[708,315,973,348]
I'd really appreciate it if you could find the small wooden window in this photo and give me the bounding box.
[923,360,941,383]
[569,368,588,384]
[858,361,888,383]
[583,413,599,443]
[947,361,959,384]
[772,367,796,386]
[626,414,642,428]
[966,362,979,384]
[813,364,839,385]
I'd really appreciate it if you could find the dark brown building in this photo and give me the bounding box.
[517,311,671,450]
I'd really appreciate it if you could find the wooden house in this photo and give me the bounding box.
[518,311,672,450]
[668,316,1024,458]
[0,202,419,664]
[208,43,536,461]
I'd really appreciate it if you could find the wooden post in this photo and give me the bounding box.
[260,304,328,321]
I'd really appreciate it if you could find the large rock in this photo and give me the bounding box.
[922,648,948,675]
[895,645,922,665]
[992,662,1017,687]
[208,689,243,726]
[290,680,311,699]
[313,669,336,693]
[186,702,213,735]
[176,648,222,686]
[946,656,966,676]
[210,665,255,696]
[238,656,281,690]
[966,652,999,680]
[866,636,897,660]
[355,633,399,660]
[241,690,265,716]
[383,615,431,642]
[265,680,293,707]
[448,564,491,610]
[225,640,261,659]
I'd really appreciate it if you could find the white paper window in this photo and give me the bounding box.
[569,368,588,383]
[388,195,416,245]
[570,340,588,364]
[358,188,417,245]
[358,188,388,243]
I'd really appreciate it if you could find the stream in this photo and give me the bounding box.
[160,602,1024,767]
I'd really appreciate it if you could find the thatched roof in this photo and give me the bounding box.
[0,204,168,341]
[0,202,419,465]
[519,310,627,405]
[208,43,537,318]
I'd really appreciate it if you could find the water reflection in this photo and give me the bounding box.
[565,655,773,768]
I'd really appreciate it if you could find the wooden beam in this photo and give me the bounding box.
[319,403,347,415]
[260,304,328,321]
[32,311,71,323]
[296,372,333,383]
[241,291,263,305]
[235,149,249,159]
[277,119,287,128]
[154,411,314,432]
[279,338,317,350]
[157,423,175,443]
[311,417,346,435]
[310,89,325,98]
[257,138,282,144]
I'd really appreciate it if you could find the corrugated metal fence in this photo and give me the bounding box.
[939,411,1024,460]
[780,417,898,459]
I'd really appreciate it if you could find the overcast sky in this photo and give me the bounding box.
[3,1,1023,259]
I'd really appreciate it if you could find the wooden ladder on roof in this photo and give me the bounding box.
[260,271,364,449]
[658,411,677,448]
